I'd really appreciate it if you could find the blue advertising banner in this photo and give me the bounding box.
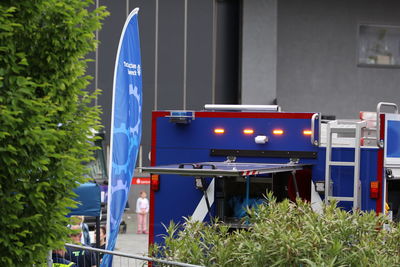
[102,8,142,267]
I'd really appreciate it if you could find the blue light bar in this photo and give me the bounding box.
[168,111,195,118]
[167,111,195,124]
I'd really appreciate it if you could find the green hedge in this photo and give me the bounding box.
[0,1,107,265]
[152,194,400,266]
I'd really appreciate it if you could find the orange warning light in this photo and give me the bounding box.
[214,128,225,134]
[243,129,254,135]
[303,130,312,136]
[272,129,284,135]
[370,181,379,199]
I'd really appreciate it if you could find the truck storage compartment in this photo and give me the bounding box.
[214,168,312,228]
[142,162,312,229]
[215,175,272,228]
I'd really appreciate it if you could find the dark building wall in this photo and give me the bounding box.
[215,0,240,104]
[277,0,400,118]
[97,0,126,151]
[93,0,240,166]
[186,1,214,109]
[157,0,185,110]
[241,0,277,105]
[92,0,400,165]
[131,0,156,168]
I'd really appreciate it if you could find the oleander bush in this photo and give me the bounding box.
[152,193,400,266]
[0,1,107,265]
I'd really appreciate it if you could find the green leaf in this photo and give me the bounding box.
[0,1,108,265]
[18,58,28,66]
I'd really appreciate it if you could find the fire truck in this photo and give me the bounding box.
[142,102,400,245]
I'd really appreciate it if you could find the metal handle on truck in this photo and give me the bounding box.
[178,163,216,169]
[311,113,320,146]
[179,163,198,169]
[376,102,398,148]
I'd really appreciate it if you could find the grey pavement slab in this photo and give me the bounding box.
[110,212,150,266]
[115,212,149,256]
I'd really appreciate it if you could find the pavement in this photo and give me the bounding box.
[114,211,149,256]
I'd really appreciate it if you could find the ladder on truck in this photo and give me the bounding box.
[324,120,367,210]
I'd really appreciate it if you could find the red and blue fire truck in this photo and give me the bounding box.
[142,102,400,246]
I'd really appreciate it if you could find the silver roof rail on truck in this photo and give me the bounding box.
[204,104,281,112]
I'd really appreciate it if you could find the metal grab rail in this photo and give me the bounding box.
[64,243,205,267]
[376,102,398,148]
[204,104,281,112]
[311,113,320,146]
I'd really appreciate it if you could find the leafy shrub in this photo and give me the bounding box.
[151,193,400,266]
[0,1,107,266]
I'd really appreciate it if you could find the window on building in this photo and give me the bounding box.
[358,24,400,68]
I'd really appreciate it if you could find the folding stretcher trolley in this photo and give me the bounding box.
[142,102,400,246]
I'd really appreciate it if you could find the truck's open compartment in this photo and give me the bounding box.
[214,175,272,227]
[214,169,312,228]
[387,179,400,222]
[142,162,312,228]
